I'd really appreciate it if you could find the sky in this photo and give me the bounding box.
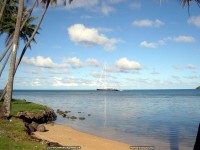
[0,0,200,90]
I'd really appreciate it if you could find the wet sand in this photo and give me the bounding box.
[33,124,192,150]
[33,124,130,150]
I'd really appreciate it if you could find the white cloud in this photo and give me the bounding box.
[101,4,115,16]
[86,58,101,67]
[140,41,157,48]
[187,16,200,28]
[186,64,197,69]
[173,36,195,42]
[130,2,141,10]
[52,77,97,87]
[140,36,195,48]
[31,78,41,87]
[68,24,119,51]
[115,57,142,71]
[132,19,164,27]
[22,56,68,68]
[63,57,83,68]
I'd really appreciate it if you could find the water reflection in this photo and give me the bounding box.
[104,96,107,127]
[12,90,200,149]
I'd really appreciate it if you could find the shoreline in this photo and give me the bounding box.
[33,123,192,150]
[33,124,130,150]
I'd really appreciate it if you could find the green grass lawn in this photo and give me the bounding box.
[0,99,49,150]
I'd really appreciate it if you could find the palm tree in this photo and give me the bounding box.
[0,0,24,118]
[181,0,200,6]
[0,0,74,118]
[0,0,8,21]
[0,5,38,77]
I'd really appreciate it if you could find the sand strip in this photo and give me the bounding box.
[33,124,131,150]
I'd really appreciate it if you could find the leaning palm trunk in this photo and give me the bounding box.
[0,0,8,21]
[0,0,37,63]
[0,50,11,77]
[0,0,51,102]
[0,0,24,118]
[16,0,50,69]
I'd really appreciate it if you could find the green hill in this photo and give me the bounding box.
[196,86,200,90]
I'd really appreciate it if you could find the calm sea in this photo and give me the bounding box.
[13,89,200,150]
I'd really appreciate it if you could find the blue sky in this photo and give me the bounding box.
[1,0,200,90]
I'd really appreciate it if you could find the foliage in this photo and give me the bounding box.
[196,86,200,90]
[0,1,38,48]
[0,99,50,149]
[0,99,49,116]
[0,118,46,150]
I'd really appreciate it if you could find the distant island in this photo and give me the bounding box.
[196,86,200,90]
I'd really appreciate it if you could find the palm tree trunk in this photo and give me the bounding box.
[0,0,50,102]
[0,0,24,118]
[16,0,50,70]
[0,50,11,77]
[0,42,12,62]
[0,0,37,63]
[0,0,8,21]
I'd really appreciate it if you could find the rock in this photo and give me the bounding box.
[28,124,36,132]
[62,114,67,117]
[36,124,46,132]
[79,117,85,120]
[16,109,57,123]
[78,112,81,113]
[31,122,39,129]
[65,111,71,113]
[88,114,91,116]
[70,116,77,120]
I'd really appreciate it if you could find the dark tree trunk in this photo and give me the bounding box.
[0,0,24,118]
[0,0,8,21]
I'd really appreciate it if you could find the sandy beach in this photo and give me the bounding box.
[33,124,131,150]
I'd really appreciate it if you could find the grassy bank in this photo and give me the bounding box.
[0,99,49,150]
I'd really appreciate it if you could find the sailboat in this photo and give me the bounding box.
[96,64,119,91]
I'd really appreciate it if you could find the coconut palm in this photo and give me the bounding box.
[0,0,74,118]
[0,0,37,63]
[181,0,200,6]
[0,0,24,118]
[0,0,9,21]
[0,5,38,77]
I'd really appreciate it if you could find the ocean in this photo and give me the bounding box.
[13,89,200,150]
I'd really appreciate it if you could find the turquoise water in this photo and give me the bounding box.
[13,89,200,149]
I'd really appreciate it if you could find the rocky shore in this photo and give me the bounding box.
[16,108,57,134]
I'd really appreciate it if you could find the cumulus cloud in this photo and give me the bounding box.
[52,77,97,87]
[173,36,195,42]
[140,36,195,48]
[86,58,101,67]
[132,19,164,27]
[63,57,83,68]
[140,41,157,48]
[22,56,68,68]
[115,57,142,71]
[187,16,200,28]
[101,4,115,15]
[68,24,119,51]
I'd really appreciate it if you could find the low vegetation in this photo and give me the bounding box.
[0,99,49,150]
